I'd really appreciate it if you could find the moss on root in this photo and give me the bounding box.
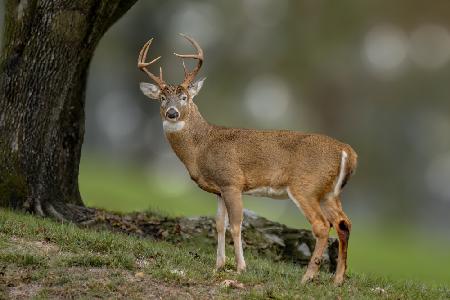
[0,173,27,208]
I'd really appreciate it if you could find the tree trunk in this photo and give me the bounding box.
[0,0,137,220]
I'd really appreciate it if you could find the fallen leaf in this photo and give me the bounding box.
[370,287,386,294]
[170,269,185,277]
[221,279,244,289]
[134,272,145,280]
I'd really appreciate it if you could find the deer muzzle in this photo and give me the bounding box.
[165,107,180,120]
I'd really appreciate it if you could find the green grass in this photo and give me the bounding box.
[1,210,449,299]
[79,155,450,285]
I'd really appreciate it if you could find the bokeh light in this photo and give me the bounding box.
[169,2,221,49]
[244,75,292,126]
[150,151,192,197]
[363,24,408,77]
[426,152,450,203]
[96,91,143,149]
[409,24,450,70]
[243,0,288,29]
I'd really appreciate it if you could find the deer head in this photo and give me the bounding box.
[138,34,206,126]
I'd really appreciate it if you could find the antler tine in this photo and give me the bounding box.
[138,38,166,88]
[181,59,189,74]
[173,33,204,88]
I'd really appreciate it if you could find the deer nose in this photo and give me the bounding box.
[166,107,179,120]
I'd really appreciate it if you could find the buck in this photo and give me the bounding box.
[138,34,357,285]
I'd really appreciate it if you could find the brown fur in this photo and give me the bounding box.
[165,103,357,198]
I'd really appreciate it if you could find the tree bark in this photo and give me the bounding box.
[0,0,137,220]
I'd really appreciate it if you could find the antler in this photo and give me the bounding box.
[138,38,167,89]
[173,33,204,88]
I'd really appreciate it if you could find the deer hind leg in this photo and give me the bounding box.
[215,195,228,270]
[321,195,352,285]
[221,187,246,273]
[287,187,330,283]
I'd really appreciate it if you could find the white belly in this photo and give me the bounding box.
[243,186,288,199]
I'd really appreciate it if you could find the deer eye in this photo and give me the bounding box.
[160,95,167,106]
[180,94,188,102]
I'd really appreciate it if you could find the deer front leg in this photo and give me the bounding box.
[221,187,246,273]
[215,195,228,270]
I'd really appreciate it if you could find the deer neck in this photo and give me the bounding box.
[163,103,211,168]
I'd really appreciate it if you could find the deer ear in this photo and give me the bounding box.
[188,77,206,99]
[140,82,161,100]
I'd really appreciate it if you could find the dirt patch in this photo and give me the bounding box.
[9,236,60,255]
[8,283,42,299]
[1,267,42,300]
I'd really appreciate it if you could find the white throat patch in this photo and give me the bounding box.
[163,120,186,132]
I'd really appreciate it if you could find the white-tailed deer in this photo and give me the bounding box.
[138,34,357,285]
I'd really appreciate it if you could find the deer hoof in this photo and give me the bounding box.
[334,275,344,286]
[216,258,226,271]
[236,264,246,274]
[301,273,315,284]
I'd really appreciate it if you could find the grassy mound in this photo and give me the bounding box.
[0,210,448,299]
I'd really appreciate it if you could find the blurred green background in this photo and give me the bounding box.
[2,0,450,284]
